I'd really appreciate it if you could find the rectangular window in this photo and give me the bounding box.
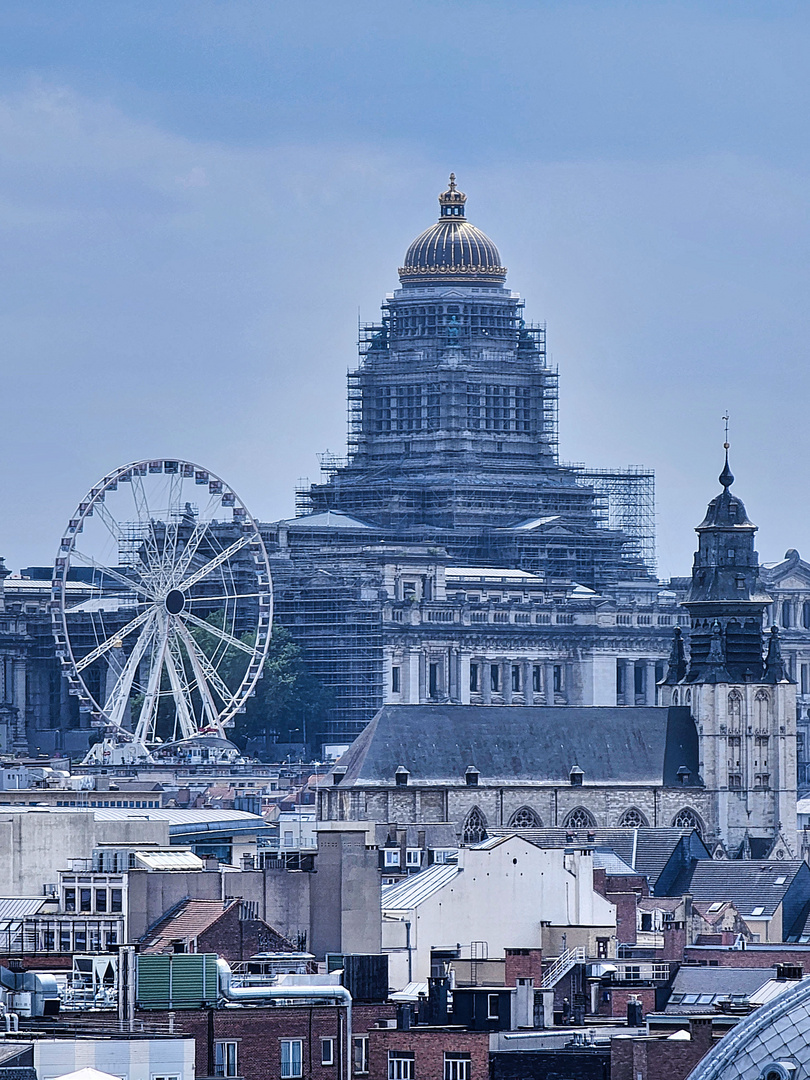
[406,849,421,867]
[353,1036,369,1075]
[74,928,87,950]
[511,665,520,692]
[487,993,500,1020]
[388,1053,415,1080]
[110,888,123,913]
[490,664,500,692]
[321,1038,335,1066]
[444,1055,471,1080]
[392,666,401,694]
[215,1041,238,1078]
[429,662,439,698]
[532,665,541,692]
[80,888,92,913]
[64,888,76,912]
[384,849,400,867]
[95,889,107,913]
[802,664,809,696]
[281,1039,303,1079]
[597,938,609,959]
[553,665,562,693]
[469,663,479,692]
[59,927,72,951]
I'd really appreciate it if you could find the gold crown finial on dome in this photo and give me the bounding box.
[439,173,466,216]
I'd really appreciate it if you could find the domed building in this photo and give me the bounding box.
[303,176,649,576]
[261,177,669,742]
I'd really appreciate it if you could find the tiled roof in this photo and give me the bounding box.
[140,898,237,953]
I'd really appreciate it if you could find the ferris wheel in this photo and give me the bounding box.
[51,459,272,763]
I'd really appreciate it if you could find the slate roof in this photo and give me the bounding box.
[333,706,700,786]
[668,860,806,917]
[486,827,706,888]
[666,966,778,1013]
[374,823,459,848]
[140,898,237,953]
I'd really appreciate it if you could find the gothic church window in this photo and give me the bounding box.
[672,808,703,837]
[508,806,542,829]
[462,807,488,845]
[755,690,769,727]
[618,808,648,828]
[728,691,742,730]
[564,807,596,830]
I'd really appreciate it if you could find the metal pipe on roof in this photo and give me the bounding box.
[216,959,352,1080]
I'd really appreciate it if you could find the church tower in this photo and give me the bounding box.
[661,452,797,856]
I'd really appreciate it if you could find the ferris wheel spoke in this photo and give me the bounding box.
[69,549,153,600]
[184,591,266,604]
[179,610,256,655]
[91,499,123,544]
[170,520,212,585]
[130,474,161,567]
[177,535,251,592]
[103,616,158,729]
[164,635,198,741]
[74,608,154,673]
[132,617,170,745]
[174,621,227,731]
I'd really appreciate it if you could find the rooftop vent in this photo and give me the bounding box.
[395,766,410,787]
[465,766,479,787]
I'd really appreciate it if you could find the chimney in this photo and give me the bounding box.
[204,855,219,870]
[688,1017,713,1052]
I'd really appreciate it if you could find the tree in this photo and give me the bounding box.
[213,621,331,751]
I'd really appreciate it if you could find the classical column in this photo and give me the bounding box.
[482,662,492,704]
[503,660,513,704]
[564,662,574,704]
[408,650,421,704]
[544,662,555,705]
[644,659,657,706]
[460,655,471,705]
[621,659,635,705]
[523,661,534,705]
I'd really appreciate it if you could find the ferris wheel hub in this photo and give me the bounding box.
[164,589,186,615]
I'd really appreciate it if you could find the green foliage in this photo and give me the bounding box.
[211,619,331,748]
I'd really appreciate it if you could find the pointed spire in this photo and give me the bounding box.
[764,625,789,683]
[720,412,734,489]
[664,626,687,684]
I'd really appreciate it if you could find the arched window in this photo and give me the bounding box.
[672,808,703,837]
[755,690,769,727]
[672,690,679,705]
[508,806,542,829]
[728,690,743,730]
[564,807,596,830]
[618,807,648,828]
[462,807,488,845]
[684,689,692,706]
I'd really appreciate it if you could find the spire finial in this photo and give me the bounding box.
[448,172,457,191]
[719,412,734,489]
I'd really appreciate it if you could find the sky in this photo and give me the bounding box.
[1,0,810,579]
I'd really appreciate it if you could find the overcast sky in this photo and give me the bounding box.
[1,1,809,579]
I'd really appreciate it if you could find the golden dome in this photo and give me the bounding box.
[399,175,507,287]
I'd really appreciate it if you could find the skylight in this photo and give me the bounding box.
[750,906,765,917]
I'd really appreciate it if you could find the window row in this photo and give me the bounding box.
[64,887,123,914]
